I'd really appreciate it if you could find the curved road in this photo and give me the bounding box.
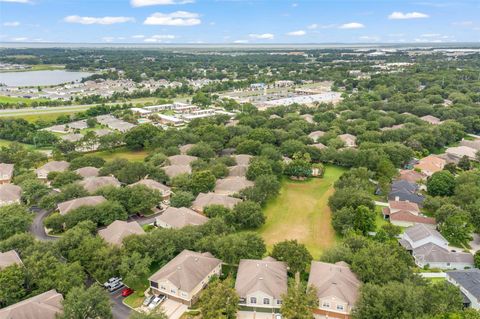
[29,207,132,319]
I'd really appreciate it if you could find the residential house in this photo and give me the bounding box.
[0,289,63,319]
[446,269,480,309]
[445,146,478,161]
[0,163,14,184]
[179,144,195,155]
[414,155,446,177]
[57,195,107,215]
[338,134,357,148]
[214,176,254,196]
[399,224,474,269]
[235,257,287,311]
[35,161,70,180]
[301,114,315,124]
[148,250,222,306]
[129,178,172,201]
[398,170,426,183]
[0,250,23,269]
[460,139,480,151]
[156,207,209,229]
[228,165,248,177]
[308,131,325,143]
[308,261,361,319]
[382,200,435,227]
[233,154,252,166]
[79,176,121,193]
[388,180,424,206]
[380,124,405,131]
[162,165,192,179]
[167,155,198,166]
[60,133,83,143]
[0,184,21,206]
[312,143,327,150]
[74,166,100,179]
[98,220,145,246]
[192,192,241,213]
[420,115,442,125]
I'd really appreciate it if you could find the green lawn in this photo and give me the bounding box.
[258,165,346,259]
[0,96,50,104]
[90,147,149,162]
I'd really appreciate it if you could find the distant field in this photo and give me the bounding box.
[91,147,149,162]
[0,96,49,104]
[258,165,345,259]
[0,64,65,73]
[0,138,35,149]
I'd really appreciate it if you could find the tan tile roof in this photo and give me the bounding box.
[98,220,145,246]
[0,163,14,181]
[398,170,426,183]
[79,176,120,193]
[57,195,106,215]
[214,177,254,195]
[74,166,99,178]
[162,165,192,178]
[235,257,287,299]
[149,250,221,293]
[0,250,23,269]
[389,200,420,213]
[0,184,21,204]
[308,261,360,306]
[192,192,241,212]
[0,289,63,319]
[414,155,446,174]
[167,155,198,166]
[129,178,171,196]
[156,207,208,229]
[232,154,252,166]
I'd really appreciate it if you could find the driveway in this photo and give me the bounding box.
[160,299,188,319]
[29,207,57,241]
[109,288,132,319]
[469,233,480,254]
[237,311,278,319]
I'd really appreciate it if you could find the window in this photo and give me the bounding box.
[263,298,270,305]
[250,297,257,304]
[150,281,158,288]
[160,285,166,290]
[277,300,282,305]
[322,302,330,308]
[337,305,344,311]
[171,289,176,294]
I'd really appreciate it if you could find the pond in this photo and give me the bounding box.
[0,70,93,87]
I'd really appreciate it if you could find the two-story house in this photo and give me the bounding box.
[148,250,222,306]
[308,261,361,319]
[235,257,287,312]
[447,269,480,310]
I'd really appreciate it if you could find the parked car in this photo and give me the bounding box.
[142,295,155,306]
[103,277,122,289]
[148,295,166,309]
[121,287,134,297]
[108,281,124,292]
[136,212,145,218]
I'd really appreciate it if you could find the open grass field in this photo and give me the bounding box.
[0,96,50,104]
[258,165,346,259]
[91,147,149,162]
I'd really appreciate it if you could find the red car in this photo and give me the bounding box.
[121,288,134,297]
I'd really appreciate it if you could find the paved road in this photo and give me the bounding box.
[29,207,57,241]
[110,289,132,319]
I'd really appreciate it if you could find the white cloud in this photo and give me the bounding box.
[131,0,193,7]
[249,33,274,40]
[388,11,429,20]
[102,37,115,42]
[144,34,176,42]
[291,3,298,7]
[143,11,201,26]
[421,33,440,37]
[64,15,134,25]
[0,0,31,3]
[3,21,20,27]
[359,35,380,42]
[11,37,28,41]
[132,35,145,39]
[339,22,365,29]
[307,24,318,29]
[286,30,306,36]
[234,40,248,44]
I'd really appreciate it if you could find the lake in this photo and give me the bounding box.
[0,70,93,87]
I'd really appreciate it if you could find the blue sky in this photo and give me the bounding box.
[1,0,479,44]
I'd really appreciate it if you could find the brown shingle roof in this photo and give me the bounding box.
[308,261,360,306]
[98,220,145,246]
[74,166,100,178]
[232,154,252,166]
[388,200,420,213]
[398,170,426,183]
[129,178,171,196]
[0,184,21,205]
[57,195,106,215]
[0,289,63,319]
[235,257,287,299]
[162,165,192,179]
[390,211,436,225]
[156,207,209,229]
[35,161,70,175]
[149,250,221,293]
[0,250,23,269]
[79,176,120,193]
[0,163,14,181]
[214,177,254,195]
[191,192,241,212]
[167,155,198,166]
[228,165,248,177]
